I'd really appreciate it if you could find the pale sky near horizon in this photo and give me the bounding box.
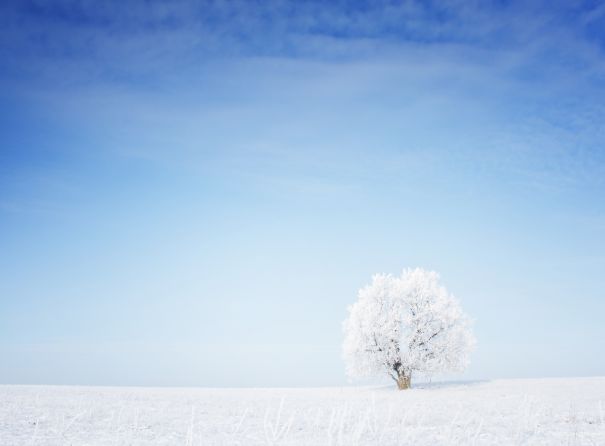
[1,0,604,386]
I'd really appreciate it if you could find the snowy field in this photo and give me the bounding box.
[1,377,604,445]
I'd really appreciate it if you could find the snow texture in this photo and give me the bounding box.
[1,377,604,445]
[343,268,475,385]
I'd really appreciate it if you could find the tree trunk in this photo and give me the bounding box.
[396,374,411,390]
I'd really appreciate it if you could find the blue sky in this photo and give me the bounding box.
[1,0,604,386]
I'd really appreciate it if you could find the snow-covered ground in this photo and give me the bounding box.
[1,377,603,445]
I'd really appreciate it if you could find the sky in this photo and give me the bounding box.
[1,0,604,387]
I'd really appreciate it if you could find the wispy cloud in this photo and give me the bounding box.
[2,0,605,202]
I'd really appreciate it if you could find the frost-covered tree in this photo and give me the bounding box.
[342,268,475,390]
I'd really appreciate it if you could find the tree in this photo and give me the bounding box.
[342,268,475,390]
